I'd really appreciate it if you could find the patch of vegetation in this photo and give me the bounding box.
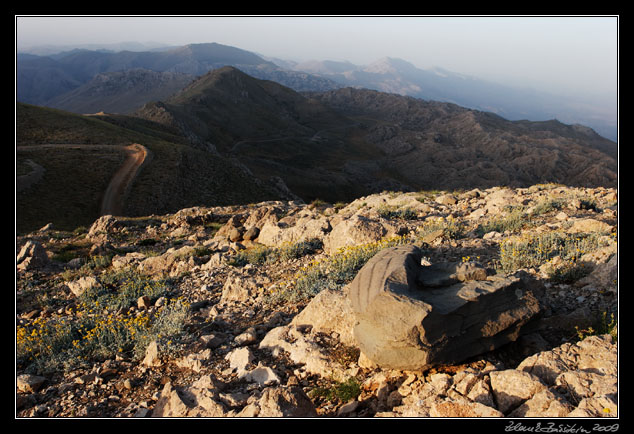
[576,311,618,342]
[497,231,612,275]
[228,238,323,267]
[377,204,418,220]
[529,197,565,216]
[310,377,361,404]
[267,235,410,304]
[416,216,466,240]
[16,268,189,374]
[415,189,444,202]
[476,207,528,237]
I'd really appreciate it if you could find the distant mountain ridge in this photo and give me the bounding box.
[288,57,618,142]
[18,41,616,141]
[136,66,617,201]
[45,69,195,114]
[17,42,341,113]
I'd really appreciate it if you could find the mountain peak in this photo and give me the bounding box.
[363,57,418,74]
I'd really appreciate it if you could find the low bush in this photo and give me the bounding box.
[228,238,323,267]
[16,269,188,374]
[497,231,611,275]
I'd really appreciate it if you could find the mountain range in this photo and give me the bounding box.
[17,42,617,141]
[16,43,618,233]
[136,66,617,197]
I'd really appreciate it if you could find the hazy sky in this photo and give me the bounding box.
[15,15,618,102]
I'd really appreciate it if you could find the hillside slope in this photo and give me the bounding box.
[135,68,617,203]
[308,88,618,191]
[135,66,393,202]
[45,69,195,114]
[16,103,287,233]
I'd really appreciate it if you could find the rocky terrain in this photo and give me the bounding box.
[16,183,618,418]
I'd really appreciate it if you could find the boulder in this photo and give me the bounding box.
[87,215,120,244]
[242,226,260,241]
[258,215,330,247]
[66,276,100,297]
[323,213,397,254]
[566,218,613,234]
[348,245,544,370]
[152,376,226,417]
[220,272,261,304]
[236,386,317,417]
[435,193,458,206]
[17,240,50,271]
[17,374,47,393]
[291,288,357,346]
[138,245,195,276]
[489,370,547,413]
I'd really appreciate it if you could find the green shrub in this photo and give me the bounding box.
[416,216,465,240]
[576,311,617,342]
[229,238,323,267]
[310,377,361,403]
[16,269,188,374]
[377,204,418,220]
[530,197,565,216]
[476,207,527,237]
[498,231,610,274]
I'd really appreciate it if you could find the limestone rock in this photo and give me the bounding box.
[435,194,458,206]
[87,215,120,244]
[430,398,503,417]
[142,341,161,367]
[66,276,99,297]
[290,287,357,346]
[152,377,226,417]
[348,245,544,370]
[17,374,47,393]
[567,218,613,234]
[242,226,260,241]
[17,240,50,271]
[138,245,195,276]
[236,386,317,417]
[225,347,254,375]
[220,272,260,304]
[517,334,617,386]
[260,324,351,378]
[241,364,280,386]
[489,370,547,413]
[258,215,330,247]
[507,389,573,417]
[323,213,397,254]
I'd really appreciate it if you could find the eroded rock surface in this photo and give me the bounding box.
[348,245,544,370]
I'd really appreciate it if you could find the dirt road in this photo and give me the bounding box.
[16,143,149,217]
[99,144,148,216]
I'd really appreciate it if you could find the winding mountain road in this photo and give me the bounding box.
[16,143,149,217]
[99,143,148,216]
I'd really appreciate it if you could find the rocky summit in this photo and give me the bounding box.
[16,184,617,418]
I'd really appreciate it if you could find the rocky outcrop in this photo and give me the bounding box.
[16,184,618,418]
[348,245,544,370]
[16,240,50,271]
